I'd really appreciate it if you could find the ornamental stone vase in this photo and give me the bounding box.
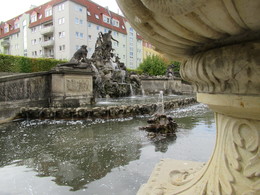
[116,0,260,194]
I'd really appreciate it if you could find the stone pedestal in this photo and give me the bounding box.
[137,42,260,195]
[116,0,260,194]
[50,69,94,107]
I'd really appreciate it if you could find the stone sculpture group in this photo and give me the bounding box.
[56,30,142,98]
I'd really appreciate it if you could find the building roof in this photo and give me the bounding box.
[0,0,127,39]
[73,0,127,34]
[0,16,21,38]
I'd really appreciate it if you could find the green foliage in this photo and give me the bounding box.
[126,68,143,75]
[138,55,168,76]
[170,61,181,77]
[0,54,67,73]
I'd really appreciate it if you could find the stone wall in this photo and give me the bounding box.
[19,97,197,120]
[0,72,50,123]
[141,78,193,94]
[0,70,93,123]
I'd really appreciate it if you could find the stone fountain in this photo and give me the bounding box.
[140,91,178,135]
[116,0,260,194]
[54,30,143,100]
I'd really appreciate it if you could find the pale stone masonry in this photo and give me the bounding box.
[117,0,260,194]
[0,0,143,69]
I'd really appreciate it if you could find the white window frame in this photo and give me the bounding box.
[31,14,37,23]
[45,8,52,17]
[112,19,119,27]
[103,15,111,24]
[58,3,65,11]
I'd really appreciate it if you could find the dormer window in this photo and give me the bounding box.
[31,12,37,23]
[122,25,125,29]
[45,7,52,17]
[4,23,9,33]
[4,26,9,33]
[95,14,99,19]
[112,19,119,27]
[103,15,111,24]
[14,19,19,29]
[87,11,91,16]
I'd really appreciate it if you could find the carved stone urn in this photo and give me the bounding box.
[116,0,260,194]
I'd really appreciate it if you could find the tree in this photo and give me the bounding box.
[138,55,168,76]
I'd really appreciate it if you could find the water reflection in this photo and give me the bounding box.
[0,120,146,191]
[0,103,215,194]
[150,134,177,153]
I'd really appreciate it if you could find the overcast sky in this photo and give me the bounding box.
[0,0,122,22]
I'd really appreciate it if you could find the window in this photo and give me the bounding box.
[76,32,83,39]
[31,27,36,33]
[103,15,111,24]
[113,42,118,47]
[75,17,79,24]
[39,37,42,42]
[32,51,37,56]
[129,27,134,32]
[31,39,37,45]
[95,14,99,19]
[59,45,65,51]
[96,25,100,30]
[87,11,91,16]
[14,22,19,29]
[59,31,65,38]
[75,5,83,12]
[88,35,91,40]
[80,32,83,38]
[4,26,9,33]
[104,28,108,33]
[88,22,91,27]
[112,19,119,27]
[122,25,125,29]
[45,8,52,17]
[31,14,37,23]
[39,50,42,55]
[80,19,83,25]
[58,17,65,24]
[58,3,65,11]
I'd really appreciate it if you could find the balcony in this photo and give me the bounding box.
[40,26,54,35]
[1,40,10,47]
[41,40,54,48]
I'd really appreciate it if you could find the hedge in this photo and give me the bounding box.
[0,54,67,73]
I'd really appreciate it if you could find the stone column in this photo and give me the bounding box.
[137,41,260,195]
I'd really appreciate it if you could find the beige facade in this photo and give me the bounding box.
[0,0,143,69]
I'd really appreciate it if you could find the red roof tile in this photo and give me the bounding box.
[72,0,127,34]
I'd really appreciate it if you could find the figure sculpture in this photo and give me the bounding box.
[70,45,88,63]
[100,30,119,52]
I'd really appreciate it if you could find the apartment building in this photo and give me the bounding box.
[142,39,164,60]
[0,0,143,69]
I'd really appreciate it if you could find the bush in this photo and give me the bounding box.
[138,55,168,76]
[0,54,67,73]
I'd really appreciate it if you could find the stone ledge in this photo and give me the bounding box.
[18,97,197,120]
[138,159,205,195]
